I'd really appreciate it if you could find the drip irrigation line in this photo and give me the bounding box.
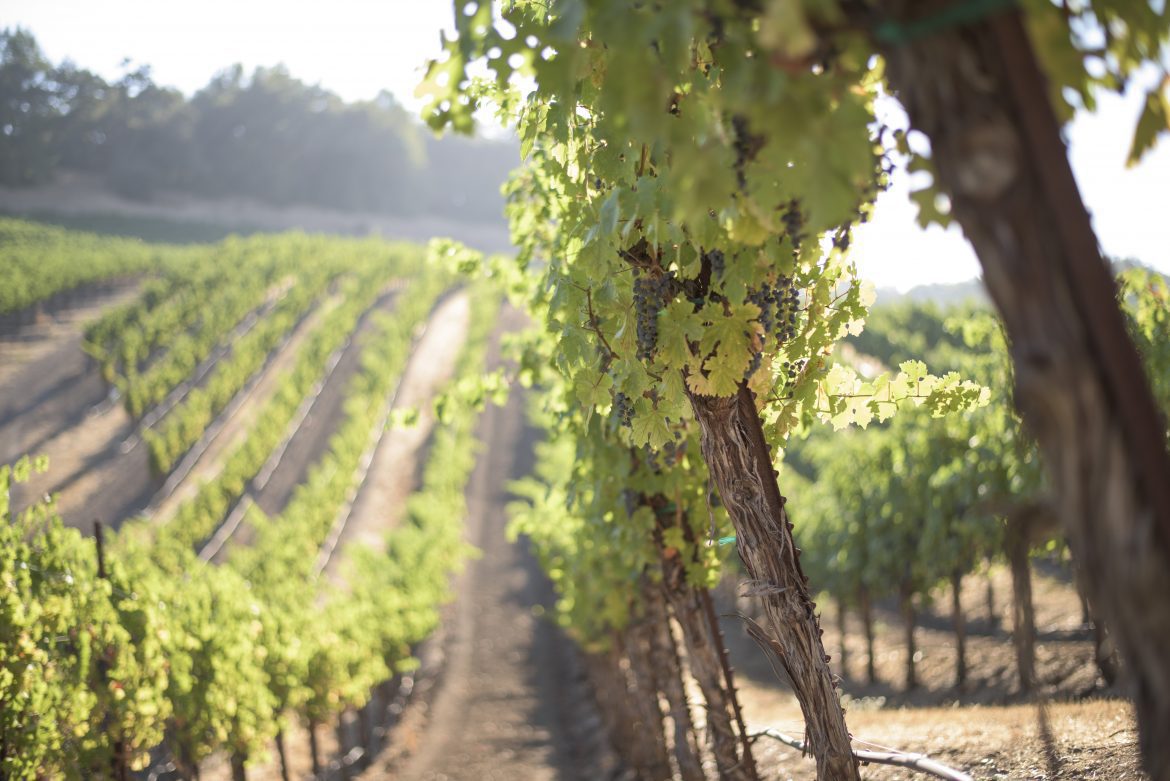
[757,729,974,781]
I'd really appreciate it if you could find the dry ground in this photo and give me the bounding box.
[720,563,1146,780]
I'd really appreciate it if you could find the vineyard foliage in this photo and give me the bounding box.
[0,218,169,315]
[1119,268,1170,426]
[73,233,428,473]
[0,221,503,777]
[3,0,1169,770]
[791,302,1039,613]
[423,0,993,654]
[792,268,1170,620]
[418,6,1170,775]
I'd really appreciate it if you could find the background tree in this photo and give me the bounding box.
[0,29,517,229]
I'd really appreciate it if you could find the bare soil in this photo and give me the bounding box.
[0,280,140,465]
[718,563,1146,780]
[8,286,291,528]
[0,282,150,530]
[747,699,1142,781]
[323,290,471,569]
[3,286,338,532]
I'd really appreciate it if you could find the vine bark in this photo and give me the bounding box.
[641,581,706,781]
[688,384,858,781]
[873,5,1170,777]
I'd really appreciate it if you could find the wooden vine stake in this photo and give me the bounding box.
[873,3,1170,777]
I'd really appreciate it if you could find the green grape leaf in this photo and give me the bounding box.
[1129,82,1169,166]
[657,300,703,370]
[575,371,614,410]
[699,302,759,367]
[630,398,674,448]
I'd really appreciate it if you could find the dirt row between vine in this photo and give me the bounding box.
[319,290,471,576]
[2,288,338,532]
[4,286,306,530]
[253,287,409,522]
[126,277,297,446]
[204,285,419,564]
[0,280,140,463]
[361,306,616,781]
[202,292,478,778]
[203,307,617,781]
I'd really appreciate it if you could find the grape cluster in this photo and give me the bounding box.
[747,286,775,334]
[780,357,808,398]
[633,272,677,362]
[612,391,633,428]
[783,200,805,249]
[661,436,686,468]
[747,275,801,349]
[744,350,763,381]
[731,116,761,190]
[643,433,686,472]
[831,226,852,252]
[774,274,800,345]
[706,249,726,280]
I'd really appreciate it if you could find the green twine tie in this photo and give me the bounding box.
[873,0,1018,45]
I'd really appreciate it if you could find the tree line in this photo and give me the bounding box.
[0,28,516,224]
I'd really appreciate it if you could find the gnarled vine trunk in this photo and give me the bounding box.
[641,581,706,781]
[586,642,673,780]
[307,720,321,777]
[1090,610,1121,688]
[859,586,877,685]
[621,629,675,780]
[274,730,290,781]
[230,752,247,781]
[874,5,1170,777]
[657,520,758,780]
[688,385,859,781]
[984,563,998,631]
[951,570,967,690]
[899,580,917,692]
[836,595,849,682]
[584,648,638,773]
[1005,517,1036,692]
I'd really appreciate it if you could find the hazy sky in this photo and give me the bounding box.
[4,1,1168,291]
